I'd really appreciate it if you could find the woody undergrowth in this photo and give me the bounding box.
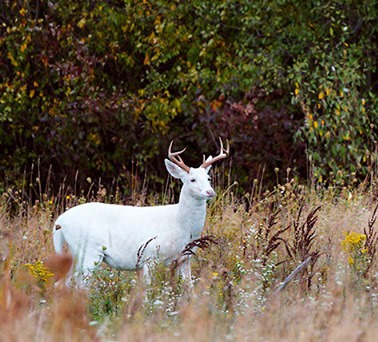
[1,175,378,340]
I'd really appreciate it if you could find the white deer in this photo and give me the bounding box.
[53,138,229,284]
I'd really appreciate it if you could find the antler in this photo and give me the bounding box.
[201,137,230,169]
[168,141,190,173]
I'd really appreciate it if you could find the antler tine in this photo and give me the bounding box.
[168,140,190,173]
[201,137,230,169]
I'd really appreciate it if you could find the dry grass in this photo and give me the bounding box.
[1,181,378,341]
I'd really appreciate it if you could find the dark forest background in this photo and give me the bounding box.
[1,0,377,195]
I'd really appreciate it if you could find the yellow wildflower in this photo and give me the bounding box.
[348,255,354,265]
[25,260,54,284]
[341,231,366,253]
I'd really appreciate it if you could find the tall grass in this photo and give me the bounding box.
[1,171,378,341]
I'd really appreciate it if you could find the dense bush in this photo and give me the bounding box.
[290,0,378,184]
[0,0,376,193]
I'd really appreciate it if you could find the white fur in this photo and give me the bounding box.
[53,159,216,284]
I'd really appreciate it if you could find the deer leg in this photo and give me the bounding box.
[176,256,193,287]
[142,263,152,285]
[71,250,104,286]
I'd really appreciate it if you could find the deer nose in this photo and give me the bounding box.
[205,189,216,198]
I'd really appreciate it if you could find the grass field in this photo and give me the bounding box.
[1,175,378,341]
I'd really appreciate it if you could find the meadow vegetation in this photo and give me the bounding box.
[1,171,378,341]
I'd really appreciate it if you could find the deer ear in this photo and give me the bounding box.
[165,159,189,179]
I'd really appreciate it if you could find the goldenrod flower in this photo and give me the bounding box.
[341,231,366,252]
[341,231,368,272]
[25,260,54,284]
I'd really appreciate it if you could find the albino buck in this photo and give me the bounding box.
[53,138,229,284]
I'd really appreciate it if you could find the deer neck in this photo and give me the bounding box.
[177,191,207,238]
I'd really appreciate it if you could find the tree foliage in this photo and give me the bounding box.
[290,0,378,184]
[0,0,376,192]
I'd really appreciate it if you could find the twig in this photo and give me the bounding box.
[135,236,157,269]
[273,256,313,295]
[181,235,218,257]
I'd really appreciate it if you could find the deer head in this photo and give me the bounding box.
[164,138,229,200]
